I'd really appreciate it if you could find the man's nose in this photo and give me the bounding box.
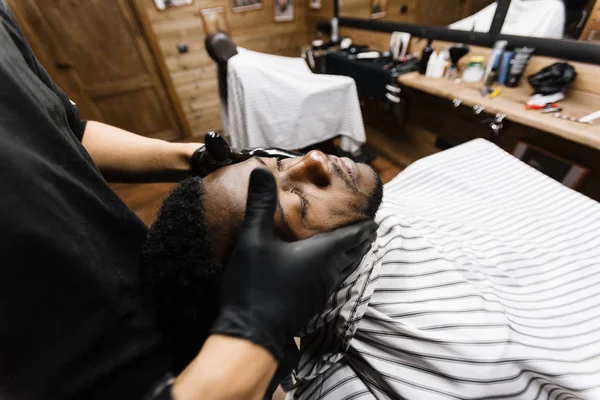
[283,150,331,186]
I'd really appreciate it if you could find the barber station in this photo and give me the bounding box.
[3,0,600,399]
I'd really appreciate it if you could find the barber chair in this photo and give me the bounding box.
[563,0,591,39]
[205,32,238,111]
[205,32,375,163]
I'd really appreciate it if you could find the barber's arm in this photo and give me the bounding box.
[171,168,377,399]
[173,335,276,400]
[81,121,201,183]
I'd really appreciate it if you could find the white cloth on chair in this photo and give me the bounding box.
[224,48,366,152]
[291,139,600,400]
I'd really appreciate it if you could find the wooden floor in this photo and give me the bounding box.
[112,124,435,227]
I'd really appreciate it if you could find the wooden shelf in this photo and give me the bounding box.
[398,72,600,151]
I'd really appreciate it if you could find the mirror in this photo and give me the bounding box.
[339,0,496,30]
[336,0,600,63]
[490,0,599,42]
[449,0,599,41]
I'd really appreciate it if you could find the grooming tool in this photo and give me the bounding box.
[541,105,562,113]
[340,38,353,50]
[526,92,565,107]
[446,43,469,80]
[526,103,558,111]
[489,87,502,99]
[484,40,507,83]
[578,110,600,124]
[192,132,301,177]
[419,39,434,75]
[505,47,535,87]
[497,50,513,85]
[390,32,401,61]
[356,51,381,59]
[552,113,593,124]
[390,32,411,60]
[449,44,469,67]
[462,56,485,82]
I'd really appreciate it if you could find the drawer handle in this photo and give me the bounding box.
[386,93,401,103]
[386,84,401,94]
[473,105,486,115]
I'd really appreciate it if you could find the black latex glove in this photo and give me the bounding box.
[210,168,377,361]
[191,132,301,177]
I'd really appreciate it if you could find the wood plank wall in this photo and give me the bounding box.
[137,0,311,137]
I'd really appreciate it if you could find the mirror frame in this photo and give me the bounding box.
[336,0,600,64]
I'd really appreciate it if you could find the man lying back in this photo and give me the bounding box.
[139,149,383,372]
[142,138,600,400]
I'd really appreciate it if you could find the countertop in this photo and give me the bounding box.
[398,72,600,151]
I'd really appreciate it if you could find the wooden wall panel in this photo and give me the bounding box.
[137,0,310,137]
[306,0,333,41]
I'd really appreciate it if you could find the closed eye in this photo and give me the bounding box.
[292,188,308,218]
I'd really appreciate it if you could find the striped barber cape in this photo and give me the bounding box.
[291,139,600,400]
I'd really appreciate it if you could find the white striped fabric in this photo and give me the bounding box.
[292,139,600,400]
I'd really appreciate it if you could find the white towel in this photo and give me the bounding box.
[225,48,366,152]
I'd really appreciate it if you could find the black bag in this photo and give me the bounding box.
[527,62,577,95]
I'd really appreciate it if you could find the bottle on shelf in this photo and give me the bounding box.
[419,38,435,75]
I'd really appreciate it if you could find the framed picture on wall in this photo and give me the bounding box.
[308,0,321,10]
[199,7,232,37]
[231,0,263,13]
[370,0,388,19]
[512,141,590,189]
[274,0,294,21]
[154,0,193,10]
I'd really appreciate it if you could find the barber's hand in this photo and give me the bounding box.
[191,132,301,177]
[211,168,377,361]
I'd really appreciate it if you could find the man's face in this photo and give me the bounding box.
[202,150,382,246]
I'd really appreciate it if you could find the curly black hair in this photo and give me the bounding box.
[139,177,223,373]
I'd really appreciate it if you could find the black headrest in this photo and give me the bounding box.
[205,32,238,65]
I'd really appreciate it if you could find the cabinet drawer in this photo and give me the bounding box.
[405,88,493,143]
